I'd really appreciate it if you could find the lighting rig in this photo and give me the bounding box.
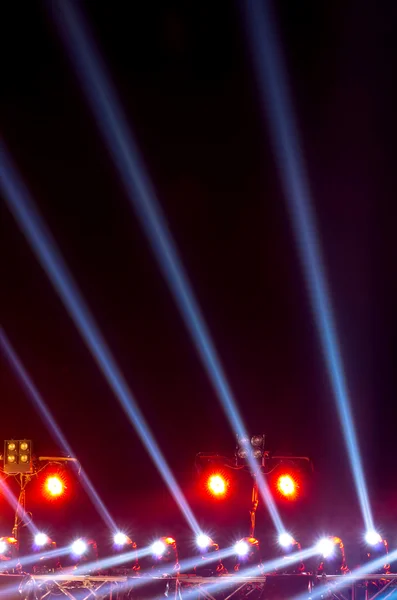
[196,433,313,537]
[1,439,78,541]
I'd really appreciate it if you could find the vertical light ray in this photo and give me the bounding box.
[243,0,374,532]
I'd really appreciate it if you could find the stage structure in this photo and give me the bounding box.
[196,434,313,536]
[1,440,79,541]
[8,572,397,600]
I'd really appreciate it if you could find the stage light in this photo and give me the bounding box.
[43,474,66,499]
[152,541,166,556]
[276,473,298,499]
[278,533,295,548]
[363,532,389,574]
[111,533,138,572]
[151,537,178,574]
[0,537,19,572]
[234,537,261,571]
[194,535,224,577]
[236,434,265,463]
[4,439,32,474]
[276,533,304,574]
[114,532,129,547]
[365,530,382,546]
[196,534,212,549]
[316,536,347,574]
[32,534,58,573]
[207,473,227,498]
[34,533,50,548]
[316,538,335,559]
[235,541,249,556]
[70,538,98,571]
[71,539,87,557]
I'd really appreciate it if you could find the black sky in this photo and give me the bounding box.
[1,0,397,553]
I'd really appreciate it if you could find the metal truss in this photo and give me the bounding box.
[15,572,397,600]
[19,573,127,599]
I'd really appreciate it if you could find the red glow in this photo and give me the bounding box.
[276,473,299,499]
[43,474,66,499]
[207,473,227,497]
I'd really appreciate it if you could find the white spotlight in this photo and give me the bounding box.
[196,534,211,549]
[34,533,49,547]
[279,532,294,548]
[152,540,166,556]
[316,538,335,558]
[71,539,87,556]
[0,541,7,554]
[114,532,128,546]
[235,540,249,556]
[365,531,382,546]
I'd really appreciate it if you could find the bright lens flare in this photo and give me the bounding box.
[365,531,382,546]
[0,542,7,554]
[44,475,65,498]
[277,474,297,499]
[152,541,166,556]
[207,474,227,497]
[279,533,294,548]
[316,538,335,558]
[114,532,128,546]
[34,533,49,547]
[196,534,211,549]
[235,541,249,557]
[71,539,87,556]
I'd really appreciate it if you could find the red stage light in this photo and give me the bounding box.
[207,474,227,497]
[43,474,66,499]
[276,473,298,499]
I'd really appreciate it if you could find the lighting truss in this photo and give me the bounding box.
[11,569,397,600]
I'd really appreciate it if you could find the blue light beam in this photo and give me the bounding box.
[0,327,117,533]
[0,143,200,536]
[0,478,38,535]
[243,0,374,532]
[51,0,286,535]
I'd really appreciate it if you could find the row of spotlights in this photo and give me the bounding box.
[3,529,387,558]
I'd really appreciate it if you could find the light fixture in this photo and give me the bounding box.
[32,534,58,573]
[70,538,98,571]
[278,533,295,548]
[3,439,33,474]
[234,537,261,571]
[277,533,304,574]
[151,537,178,574]
[236,434,265,464]
[111,532,139,572]
[365,530,382,546]
[194,534,224,576]
[206,473,228,498]
[316,537,347,575]
[34,533,50,548]
[43,473,66,500]
[0,537,19,572]
[276,473,298,499]
[363,531,390,574]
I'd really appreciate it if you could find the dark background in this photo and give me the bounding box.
[1,0,397,564]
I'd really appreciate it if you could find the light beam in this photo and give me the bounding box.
[0,144,200,536]
[0,328,117,532]
[50,0,285,535]
[243,0,374,532]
